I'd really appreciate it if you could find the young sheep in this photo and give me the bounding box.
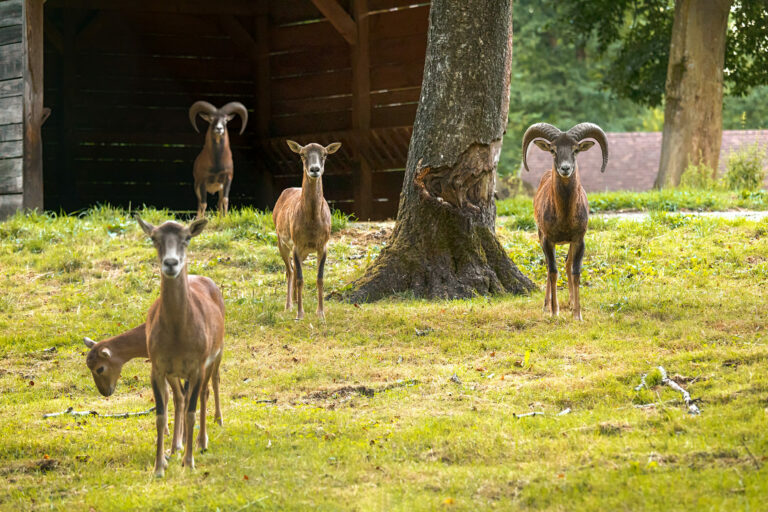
[83,323,223,454]
[189,101,248,218]
[273,140,341,320]
[522,122,608,320]
[136,216,225,477]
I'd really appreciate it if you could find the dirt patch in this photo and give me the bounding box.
[598,422,633,436]
[1,458,59,475]
[302,379,418,406]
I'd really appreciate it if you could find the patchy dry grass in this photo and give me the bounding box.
[0,204,767,511]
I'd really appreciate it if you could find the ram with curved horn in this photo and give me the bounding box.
[522,122,608,320]
[189,101,248,218]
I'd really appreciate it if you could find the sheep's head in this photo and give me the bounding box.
[522,123,608,178]
[136,217,207,279]
[189,101,248,141]
[84,337,122,396]
[286,140,341,180]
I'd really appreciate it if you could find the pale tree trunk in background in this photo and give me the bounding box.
[345,0,534,302]
[655,0,731,188]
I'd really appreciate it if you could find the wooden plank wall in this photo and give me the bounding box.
[41,0,429,219]
[0,0,24,218]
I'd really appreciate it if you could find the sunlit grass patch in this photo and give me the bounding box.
[0,206,767,510]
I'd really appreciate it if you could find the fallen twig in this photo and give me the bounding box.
[658,366,701,415]
[255,399,277,404]
[100,407,155,418]
[513,411,545,418]
[43,406,155,419]
[741,437,762,470]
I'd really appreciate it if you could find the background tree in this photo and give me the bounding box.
[549,0,768,187]
[346,0,534,302]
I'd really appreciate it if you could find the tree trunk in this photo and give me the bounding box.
[655,0,731,188]
[345,0,534,302]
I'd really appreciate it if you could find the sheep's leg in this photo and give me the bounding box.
[570,239,586,321]
[317,249,327,320]
[169,378,184,454]
[541,237,558,317]
[293,250,305,320]
[197,376,210,452]
[212,361,223,426]
[151,369,169,477]
[218,178,232,216]
[196,183,208,219]
[278,240,293,311]
[183,372,202,470]
[565,249,574,309]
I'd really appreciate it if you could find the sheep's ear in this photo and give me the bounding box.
[83,337,96,349]
[325,142,341,154]
[200,113,213,123]
[225,114,235,122]
[135,216,154,236]
[576,140,595,153]
[189,218,207,238]
[533,140,552,152]
[99,347,112,359]
[286,140,303,154]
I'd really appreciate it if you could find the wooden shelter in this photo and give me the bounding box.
[0,0,430,220]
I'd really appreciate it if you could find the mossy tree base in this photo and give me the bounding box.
[345,0,534,302]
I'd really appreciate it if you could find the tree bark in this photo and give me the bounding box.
[345,0,534,302]
[655,0,731,188]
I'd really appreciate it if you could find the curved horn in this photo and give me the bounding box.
[522,123,562,172]
[567,123,609,173]
[188,101,217,133]
[219,102,248,135]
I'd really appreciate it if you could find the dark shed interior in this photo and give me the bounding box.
[40,0,429,219]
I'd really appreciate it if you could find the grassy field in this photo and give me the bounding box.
[0,199,767,511]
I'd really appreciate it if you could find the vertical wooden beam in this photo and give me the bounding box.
[255,13,270,140]
[22,0,44,210]
[351,0,372,220]
[55,11,79,211]
[255,12,275,206]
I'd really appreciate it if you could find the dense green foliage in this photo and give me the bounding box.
[1,207,767,510]
[500,0,768,176]
[723,142,768,191]
[551,0,768,105]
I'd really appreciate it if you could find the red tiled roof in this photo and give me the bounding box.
[520,130,768,192]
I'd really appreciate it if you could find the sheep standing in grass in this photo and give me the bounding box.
[189,101,248,218]
[522,122,608,320]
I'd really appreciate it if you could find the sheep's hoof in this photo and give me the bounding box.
[182,457,195,470]
[573,312,583,321]
[215,416,223,427]
[316,310,325,321]
[154,459,168,478]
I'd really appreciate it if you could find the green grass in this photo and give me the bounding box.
[1,204,767,510]
[497,188,768,218]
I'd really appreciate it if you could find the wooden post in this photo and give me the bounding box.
[351,0,372,220]
[255,13,270,140]
[22,0,44,210]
